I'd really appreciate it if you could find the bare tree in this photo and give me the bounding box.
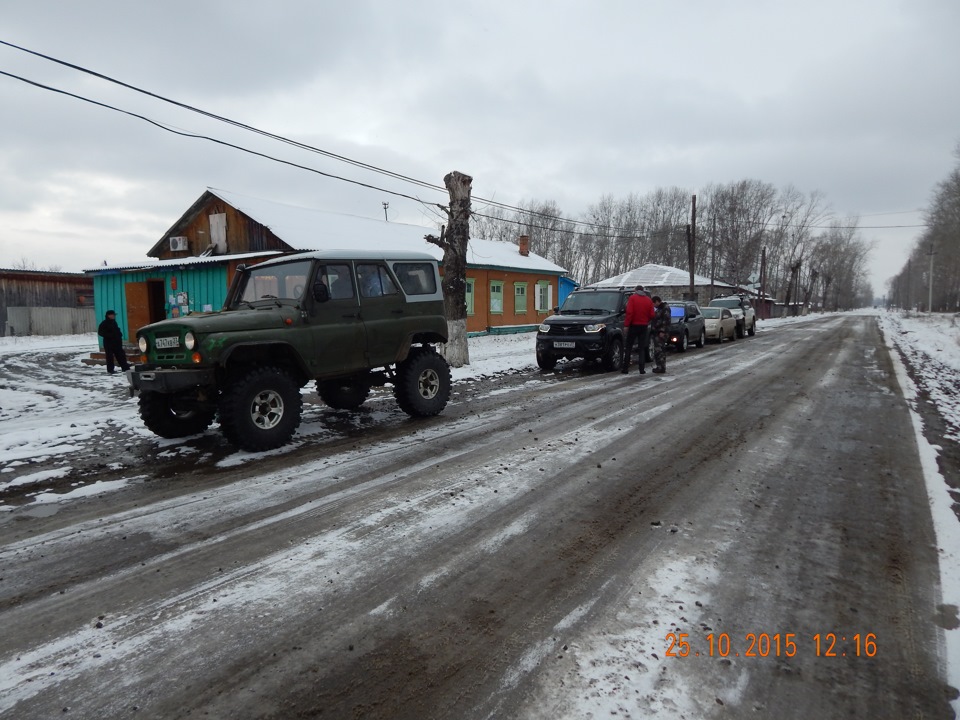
[426,171,472,367]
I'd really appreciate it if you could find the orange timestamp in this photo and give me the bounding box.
[664,632,878,658]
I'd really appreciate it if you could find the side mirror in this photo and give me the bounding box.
[313,282,330,303]
[553,306,560,313]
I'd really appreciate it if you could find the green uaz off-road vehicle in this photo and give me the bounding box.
[129,250,451,451]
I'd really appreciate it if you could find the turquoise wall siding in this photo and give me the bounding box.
[92,265,229,346]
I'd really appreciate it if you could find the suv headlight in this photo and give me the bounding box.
[584,323,606,333]
[184,331,197,350]
[138,336,148,353]
[538,323,550,333]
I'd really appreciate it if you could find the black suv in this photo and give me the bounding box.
[663,300,706,352]
[536,287,651,371]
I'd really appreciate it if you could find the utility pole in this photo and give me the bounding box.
[382,202,389,221]
[906,258,912,311]
[709,215,717,302]
[759,246,766,320]
[687,195,697,300]
[928,242,935,312]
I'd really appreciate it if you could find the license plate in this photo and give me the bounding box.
[553,341,576,349]
[155,336,180,349]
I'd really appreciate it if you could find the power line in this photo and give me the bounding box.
[0,69,431,206]
[0,38,933,236]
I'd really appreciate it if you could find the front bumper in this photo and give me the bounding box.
[128,366,217,396]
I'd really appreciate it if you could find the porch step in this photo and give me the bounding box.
[82,346,138,367]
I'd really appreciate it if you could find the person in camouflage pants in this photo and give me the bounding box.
[650,296,671,374]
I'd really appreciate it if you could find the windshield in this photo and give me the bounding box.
[669,306,685,319]
[238,260,312,303]
[701,307,722,319]
[710,298,741,309]
[559,291,622,315]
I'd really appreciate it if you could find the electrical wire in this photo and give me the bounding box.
[0,38,932,236]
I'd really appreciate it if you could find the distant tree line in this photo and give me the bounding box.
[472,179,874,310]
[887,145,960,312]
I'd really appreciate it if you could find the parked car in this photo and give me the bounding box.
[535,287,652,371]
[701,306,737,343]
[708,294,757,337]
[663,300,706,352]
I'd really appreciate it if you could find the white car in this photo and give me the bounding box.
[702,307,737,343]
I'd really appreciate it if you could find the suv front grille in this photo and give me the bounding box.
[546,324,587,336]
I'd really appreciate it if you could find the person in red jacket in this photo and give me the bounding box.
[621,285,655,374]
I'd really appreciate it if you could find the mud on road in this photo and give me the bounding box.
[0,317,955,719]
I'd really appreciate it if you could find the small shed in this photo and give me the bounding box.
[0,269,95,336]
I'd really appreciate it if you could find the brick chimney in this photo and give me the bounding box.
[518,235,530,257]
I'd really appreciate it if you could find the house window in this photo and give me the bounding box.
[490,281,504,314]
[465,278,475,315]
[514,282,528,314]
[536,281,552,312]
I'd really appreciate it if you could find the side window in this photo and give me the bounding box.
[318,264,355,300]
[357,263,399,298]
[535,281,551,312]
[490,281,504,314]
[514,282,528,314]
[465,278,475,315]
[392,262,437,295]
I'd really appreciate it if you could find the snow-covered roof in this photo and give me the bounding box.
[210,188,567,275]
[590,263,736,289]
[84,251,283,274]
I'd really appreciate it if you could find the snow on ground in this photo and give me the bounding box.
[1,313,959,714]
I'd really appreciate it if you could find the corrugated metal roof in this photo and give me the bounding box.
[84,251,282,274]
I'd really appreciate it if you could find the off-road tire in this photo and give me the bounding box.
[695,328,706,348]
[318,380,370,410]
[601,336,624,371]
[394,347,451,417]
[218,366,302,451]
[139,391,215,438]
[536,347,558,371]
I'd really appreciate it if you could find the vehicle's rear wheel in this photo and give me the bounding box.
[394,347,451,417]
[536,347,558,370]
[695,328,706,348]
[602,336,624,371]
[139,391,215,438]
[218,366,302,451]
[318,379,370,410]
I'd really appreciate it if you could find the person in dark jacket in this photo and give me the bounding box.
[650,296,671,374]
[97,310,130,374]
[621,285,655,374]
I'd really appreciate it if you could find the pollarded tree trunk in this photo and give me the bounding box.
[425,171,472,367]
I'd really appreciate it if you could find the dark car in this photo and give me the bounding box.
[663,300,706,352]
[535,287,652,371]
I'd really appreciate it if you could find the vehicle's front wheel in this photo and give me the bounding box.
[735,321,745,339]
[394,347,451,417]
[318,379,370,410]
[139,391,215,438]
[602,336,624,371]
[695,328,706,348]
[677,331,689,353]
[747,319,756,336]
[536,347,558,370]
[218,367,302,451]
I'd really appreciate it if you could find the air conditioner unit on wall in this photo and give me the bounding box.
[169,236,189,252]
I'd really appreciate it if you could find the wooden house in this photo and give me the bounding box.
[87,189,567,340]
[0,269,95,336]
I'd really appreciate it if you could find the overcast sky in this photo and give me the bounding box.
[2,0,957,296]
